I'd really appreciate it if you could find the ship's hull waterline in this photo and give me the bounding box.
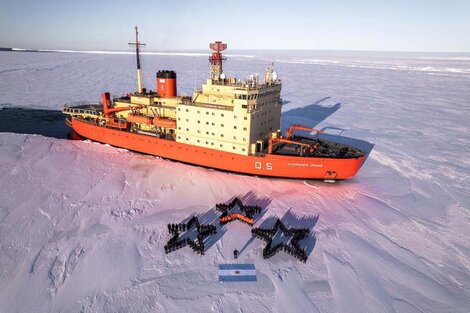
[72,118,365,180]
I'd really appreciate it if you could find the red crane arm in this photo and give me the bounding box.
[286,124,323,140]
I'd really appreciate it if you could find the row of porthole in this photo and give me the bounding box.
[177,136,246,152]
[252,111,273,119]
[177,127,246,141]
[100,129,252,155]
[178,118,248,131]
[211,131,245,141]
[101,128,278,159]
[261,119,275,126]
[212,98,235,104]
[178,108,248,121]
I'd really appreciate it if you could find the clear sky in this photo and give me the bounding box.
[1,0,469,52]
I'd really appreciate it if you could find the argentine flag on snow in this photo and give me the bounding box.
[218,263,257,282]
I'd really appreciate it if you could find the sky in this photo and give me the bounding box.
[1,0,469,52]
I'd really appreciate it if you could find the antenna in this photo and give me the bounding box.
[193,61,196,91]
[209,41,227,80]
[128,26,146,94]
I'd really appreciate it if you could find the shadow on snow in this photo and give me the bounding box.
[166,190,319,259]
[282,97,375,158]
[0,107,71,139]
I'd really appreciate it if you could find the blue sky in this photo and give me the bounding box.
[1,0,469,51]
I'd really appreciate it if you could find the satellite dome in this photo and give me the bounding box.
[272,71,278,81]
[220,73,226,79]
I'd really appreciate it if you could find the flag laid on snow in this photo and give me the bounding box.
[218,263,257,282]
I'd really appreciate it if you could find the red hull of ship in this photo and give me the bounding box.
[71,118,365,180]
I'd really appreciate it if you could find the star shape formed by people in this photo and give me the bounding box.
[252,218,309,262]
[216,197,262,226]
[164,216,217,255]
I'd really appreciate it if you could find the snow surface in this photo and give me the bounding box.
[0,50,469,312]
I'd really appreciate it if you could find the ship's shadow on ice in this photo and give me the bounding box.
[282,97,375,158]
[281,96,340,130]
[0,107,71,139]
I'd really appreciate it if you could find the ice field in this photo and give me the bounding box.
[0,50,469,312]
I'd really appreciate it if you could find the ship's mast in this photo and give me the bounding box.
[209,41,227,80]
[129,26,146,93]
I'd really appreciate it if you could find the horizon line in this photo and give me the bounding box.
[2,47,470,54]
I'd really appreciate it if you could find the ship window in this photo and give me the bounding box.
[197,110,200,114]
[197,130,201,133]
[178,127,181,130]
[186,128,189,131]
[186,138,189,141]
[186,118,189,122]
[242,148,246,151]
[233,136,237,140]
[178,118,181,120]
[212,112,215,116]
[185,109,189,112]
[234,115,237,119]
[212,132,215,136]
[242,105,247,109]
[206,112,209,115]
[244,117,247,120]
[233,146,236,150]
[243,127,247,131]
[234,126,237,129]
[197,139,200,143]
[206,122,209,125]
[206,141,209,144]
[221,113,224,117]
[178,136,181,139]
[220,144,223,147]
[178,108,181,111]
[197,120,200,123]
[211,142,214,145]
[212,122,215,126]
[243,138,246,141]
[206,131,209,135]
[221,124,224,127]
[221,134,224,137]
